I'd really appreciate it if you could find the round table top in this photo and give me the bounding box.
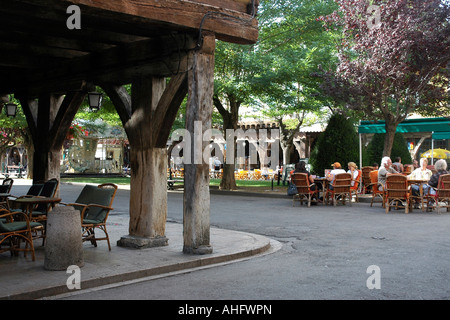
[14,196,61,204]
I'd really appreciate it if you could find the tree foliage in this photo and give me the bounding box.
[317,0,450,156]
[309,113,359,175]
[365,132,412,166]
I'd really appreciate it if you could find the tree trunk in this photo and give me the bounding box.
[382,114,402,157]
[213,93,240,191]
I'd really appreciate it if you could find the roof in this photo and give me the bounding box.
[358,117,450,135]
[0,0,259,97]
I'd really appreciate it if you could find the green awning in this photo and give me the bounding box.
[432,132,450,140]
[358,117,450,135]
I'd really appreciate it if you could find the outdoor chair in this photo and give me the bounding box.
[7,183,44,213]
[0,209,43,261]
[361,166,374,194]
[428,174,450,214]
[27,178,59,222]
[0,178,14,210]
[291,173,319,207]
[403,165,413,175]
[369,170,385,207]
[62,183,118,250]
[409,180,429,212]
[385,174,410,214]
[325,173,352,206]
[350,169,361,202]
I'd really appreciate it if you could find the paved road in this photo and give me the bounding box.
[12,182,450,300]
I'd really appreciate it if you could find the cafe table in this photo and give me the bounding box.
[313,177,329,201]
[13,196,62,221]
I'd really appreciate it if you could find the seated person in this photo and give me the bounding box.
[378,156,398,191]
[392,157,404,173]
[327,162,346,190]
[347,162,359,187]
[292,161,316,190]
[408,158,433,196]
[426,159,448,196]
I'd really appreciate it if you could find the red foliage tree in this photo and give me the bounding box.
[318,0,450,156]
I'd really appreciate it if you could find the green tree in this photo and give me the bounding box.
[248,0,339,166]
[0,96,33,177]
[310,113,359,175]
[366,133,412,166]
[319,0,450,157]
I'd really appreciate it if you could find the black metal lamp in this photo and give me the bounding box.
[87,91,103,112]
[4,102,17,117]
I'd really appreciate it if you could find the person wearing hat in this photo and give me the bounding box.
[327,162,346,189]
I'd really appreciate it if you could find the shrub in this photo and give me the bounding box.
[310,113,359,175]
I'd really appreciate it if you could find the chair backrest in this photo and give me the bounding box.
[404,165,413,175]
[74,183,118,222]
[386,174,408,198]
[27,184,44,196]
[34,178,59,212]
[351,169,361,190]
[369,170,378,184]
[0,178,14,193]
[362,166,373,183]
[437,174,450,199]
[333,173,352,193]
[39,178,59,197]
[292,173,310,193]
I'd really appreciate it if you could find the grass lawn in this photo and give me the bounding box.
[61,176,288,193]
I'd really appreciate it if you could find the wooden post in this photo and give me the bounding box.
[116,77,169,248]
[19,91,86,187]
[183,33,215,254]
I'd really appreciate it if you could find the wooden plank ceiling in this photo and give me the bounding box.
[0,0,258,97]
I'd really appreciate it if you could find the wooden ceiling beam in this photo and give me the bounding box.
[4,34,197,97]
[9,0,258,44]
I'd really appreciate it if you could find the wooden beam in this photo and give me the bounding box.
[5,34,196,96]
[12,0,259,44]
[153,73,189,148]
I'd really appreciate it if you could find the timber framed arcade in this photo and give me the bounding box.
[0,0,259,254]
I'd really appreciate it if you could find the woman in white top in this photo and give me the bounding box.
[408,158,432,196]
[347,162,359,187]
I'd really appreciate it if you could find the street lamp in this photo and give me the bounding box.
[4,102,17,117]
[87,91,103,112]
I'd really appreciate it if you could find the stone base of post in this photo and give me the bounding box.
[183,245,213,255]
[117,234,168,249]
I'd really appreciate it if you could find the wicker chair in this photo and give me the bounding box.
[361,166,374,194]
[350,169,361,202]
[62,183,118,250]
[385,174,410,213]
[292,173,319,207]
[0,209,43,261]
[325,173,352,206]
[28,178,59,222]
[369,170,385,207]
[428,174,450,214]
[0,178,14,210]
